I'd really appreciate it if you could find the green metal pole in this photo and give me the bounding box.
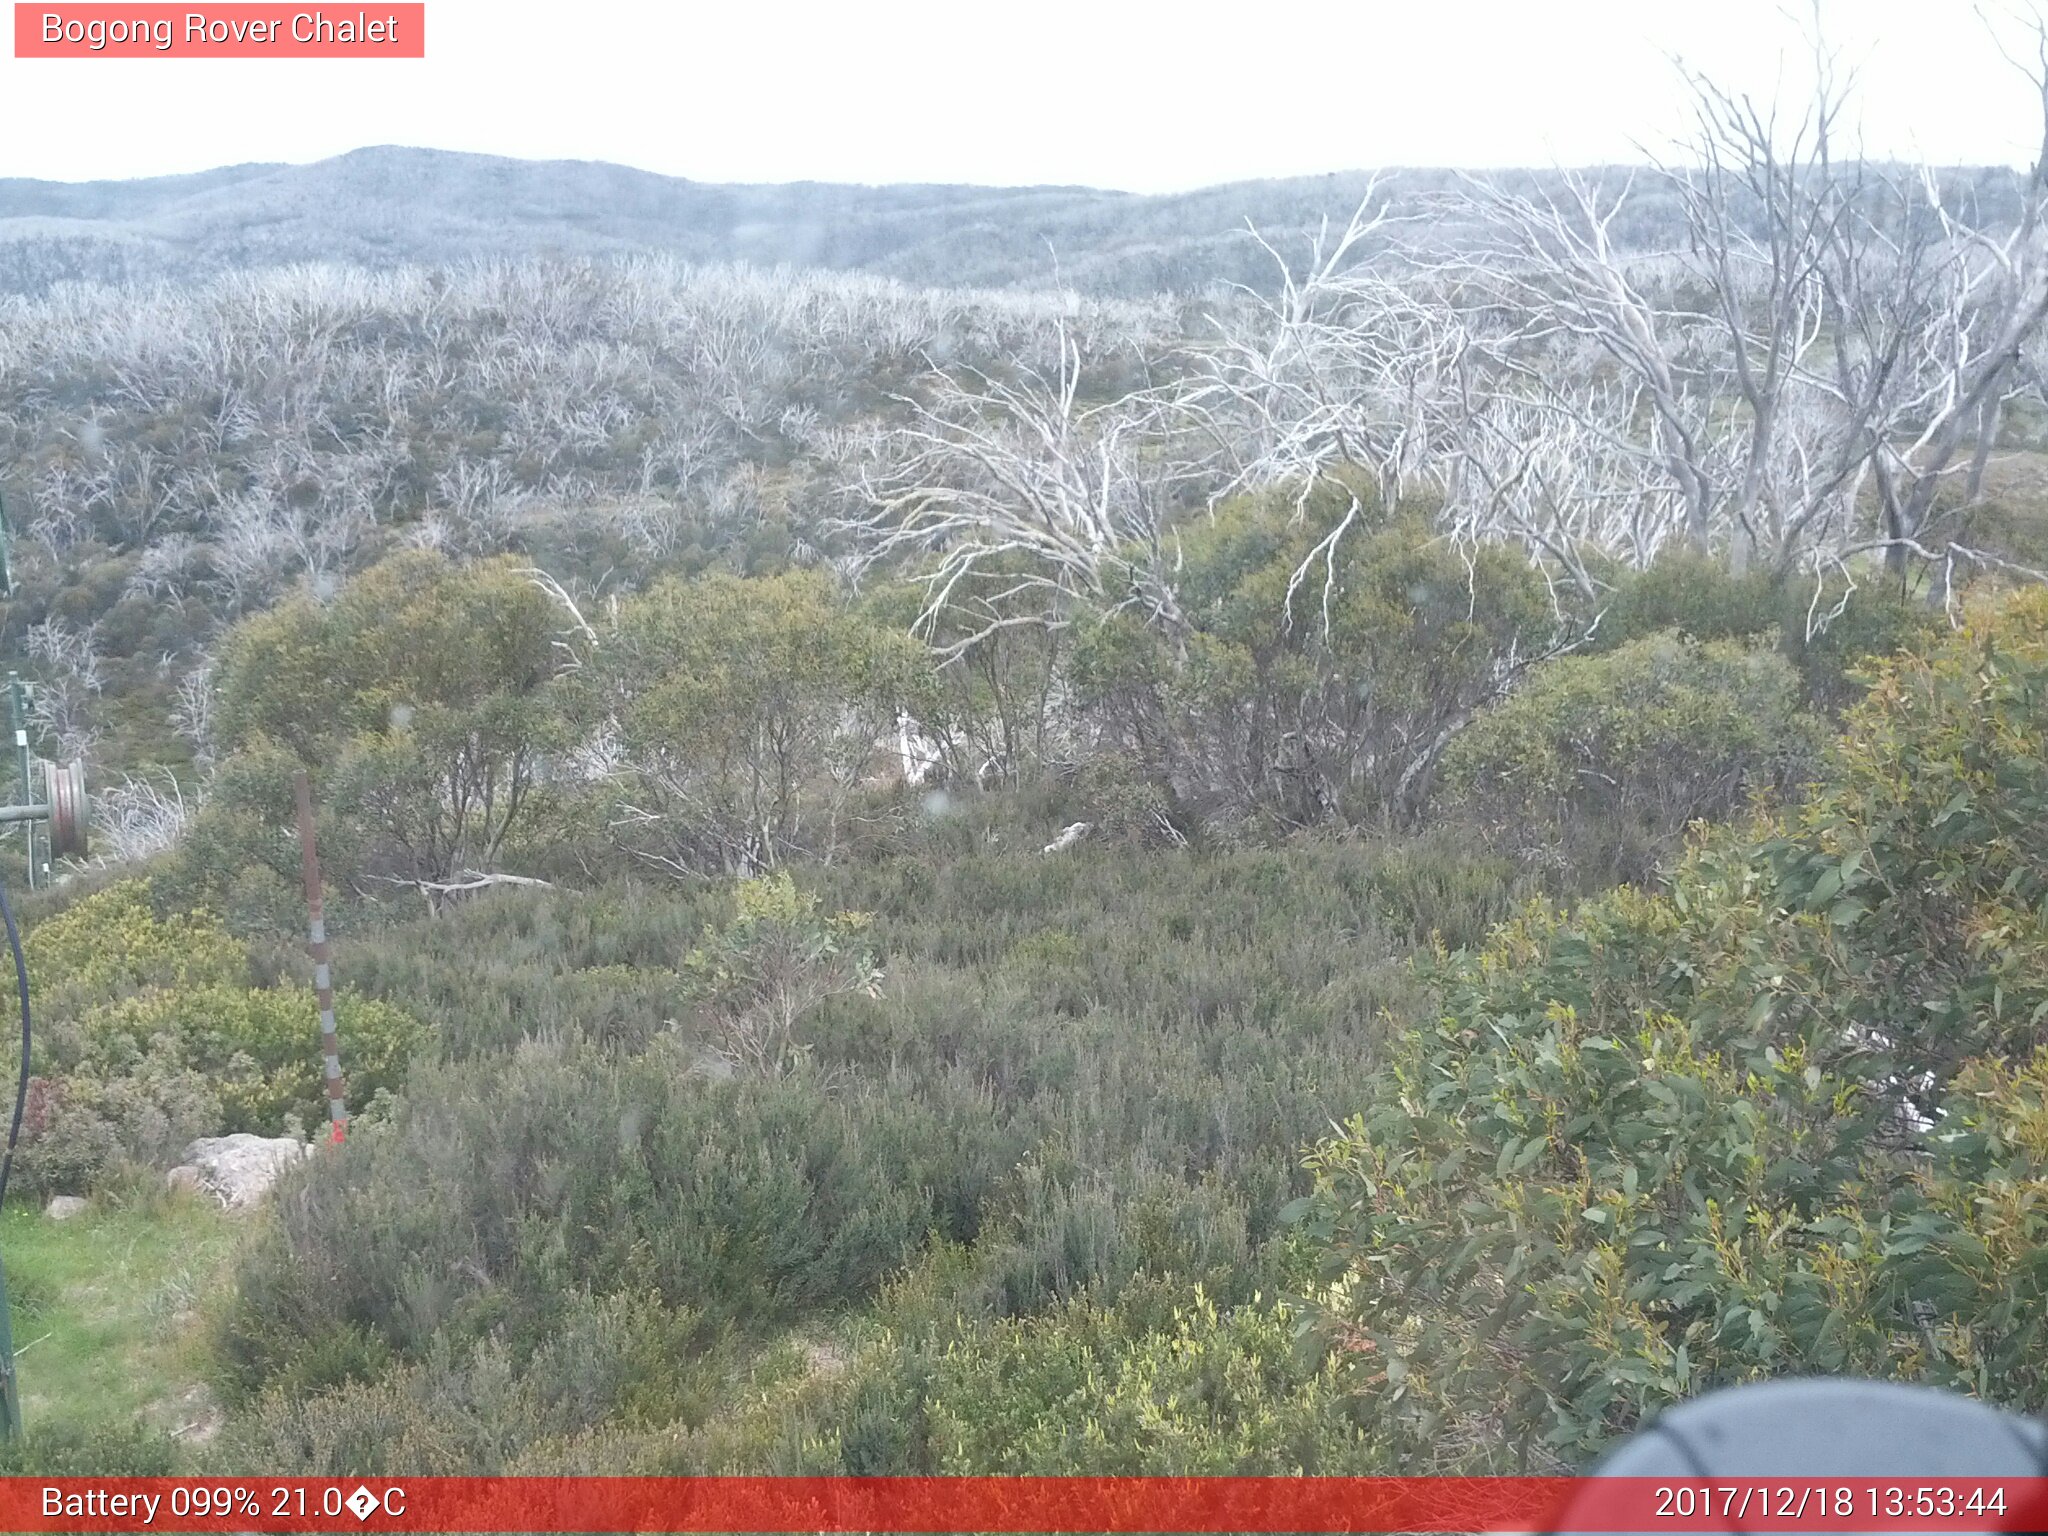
[6,680,29,894]
[0,496,24,892]
[0,505,24,1438]
[0,501,18,1433]
[0,1253,19,1439]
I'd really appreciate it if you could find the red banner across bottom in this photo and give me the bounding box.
[9,1476,2048,1533]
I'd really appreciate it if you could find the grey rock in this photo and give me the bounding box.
[179,1133,312,1209]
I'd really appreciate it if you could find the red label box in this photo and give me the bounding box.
[14,3,424,56]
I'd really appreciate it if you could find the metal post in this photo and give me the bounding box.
[0,1254,19,1439]
[0,503,30,1436]
[294,773,348,1144]
[6,679,28,893]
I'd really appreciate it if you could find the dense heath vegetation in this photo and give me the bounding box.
[8,47,2048,1468]
[6,483,2044,1472]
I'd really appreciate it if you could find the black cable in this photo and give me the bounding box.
[0,882,30,1211]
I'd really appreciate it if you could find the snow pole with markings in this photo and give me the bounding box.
[294,771,348,1143]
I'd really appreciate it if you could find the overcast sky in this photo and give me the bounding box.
[2,0,2043,191]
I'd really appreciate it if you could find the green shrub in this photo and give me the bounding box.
[14,1042,223,1199]
[217,1038,1010,1398]
[217,833,1448,1433]
[921,1291,1370,1473]
[205,827,1544,1469]
[154,740,312,938]
[1592,552,1783,650]
[24,881,247,1027]
[13,881,247,1195]
[1343,829,1536,950]
[1592,551,1943,713]
[77,985,426,1136]
[217,1289,714,1474]
[1589,548,1941,712]
[1785,584,1942,712]
[957,1169,1266,1326]
[1293,587,2048,1470]
[587,570,934,874]
[1069,487,1557,829]
[0,1422,182,1476]
[14,878,424,1190]
[208,551,567,895]
[683,874,880,1077]
[1441,633,1825,883]
[1883,1047,2048,1408]
[801,1286,1373,1475]
[332,881,723,1061]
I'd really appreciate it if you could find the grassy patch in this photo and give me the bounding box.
[0,1189,240,1450]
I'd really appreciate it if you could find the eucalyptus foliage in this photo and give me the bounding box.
[1294,588,2048,1467]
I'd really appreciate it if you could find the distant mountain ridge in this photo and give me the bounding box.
[0,145,1541,296]
[3,145,2023,298]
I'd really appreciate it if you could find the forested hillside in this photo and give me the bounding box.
[3,33,2048,1479]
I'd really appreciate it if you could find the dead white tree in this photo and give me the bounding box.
[1170,186,1459,506]
[1438,380,1684,598]
[518,565,602,672]
[90,771,192,865]
[171,660,216,767]
[23,618,104,761]
[125,531,204,602]
[206,489,301,613]
[1436,16,2048,581]
[1157,14,2048,603]
[844,325,1193,657]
